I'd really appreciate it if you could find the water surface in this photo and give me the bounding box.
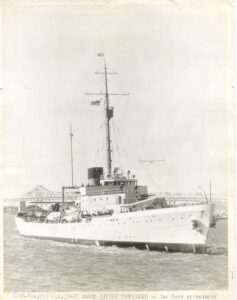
[4,215,228,292]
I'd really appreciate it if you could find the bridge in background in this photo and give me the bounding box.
[3,185,78,212]
[3,186,228,215]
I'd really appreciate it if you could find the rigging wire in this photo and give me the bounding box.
[101,119,106,167]
[107,77,131,107]
[138,161,162,193]
[96,118,105,166]
[95,67,162,193]
[113,116,163,193]
[113,118,130,168]
[111,119,124,173]
[107,76,128,95]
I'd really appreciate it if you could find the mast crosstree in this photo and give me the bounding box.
[86,54,129,176]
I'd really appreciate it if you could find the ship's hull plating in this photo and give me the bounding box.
[15,203,215,253]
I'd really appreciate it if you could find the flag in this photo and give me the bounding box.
[91,100,101,106]
[97,53,104,57]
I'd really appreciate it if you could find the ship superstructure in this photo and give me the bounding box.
[15,55,215,253]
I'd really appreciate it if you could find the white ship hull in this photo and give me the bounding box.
[15,203,215,253]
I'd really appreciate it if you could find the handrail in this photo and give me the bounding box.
[87,190,123,196]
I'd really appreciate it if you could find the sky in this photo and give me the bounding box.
[0,0,234,198]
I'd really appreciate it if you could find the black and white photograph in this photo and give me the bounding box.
[0,0,235,298]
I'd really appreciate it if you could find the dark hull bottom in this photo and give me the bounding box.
[22,235,206,254]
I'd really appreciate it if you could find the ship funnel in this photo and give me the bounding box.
[88,167,103,186]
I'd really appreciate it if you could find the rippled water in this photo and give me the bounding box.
[4,214,228,292]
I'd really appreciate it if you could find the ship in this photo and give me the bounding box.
[15,54,215,253]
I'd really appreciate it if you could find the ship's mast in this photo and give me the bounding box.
[86,54,129,176]
[104,60,113,175]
